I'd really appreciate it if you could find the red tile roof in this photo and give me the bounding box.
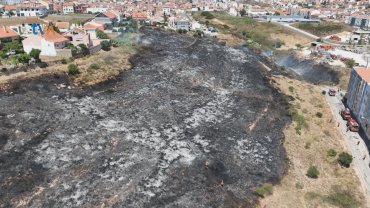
[42,33,68,42]
[4,5,16,10]
[56,22,69,27]
[0,26,19,38]
[102,11,116,18]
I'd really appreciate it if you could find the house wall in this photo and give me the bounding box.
[64,31,90,47]
[86,29,97,39]
[175,22,189,30]
[63,5,74,14]
[59,27,69,33]
[22,35,57,56]
[0,35,19,43]
[347,68,370,139]
[87,8,108,13]
[20,6,48,17]
[95,17,115,24]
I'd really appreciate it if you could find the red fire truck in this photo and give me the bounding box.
[329,89,336,96]
[340,108,351,120]
[347,119,359,132]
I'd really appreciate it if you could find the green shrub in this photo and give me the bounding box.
[254,187,265,197]
[70,76,75,81]
[29,48,41,59]
[305,142,311,149]
[90,63,100,70]
[296,181,304,189]
[338,152,353,167]
[263,183,273,195]
[69,57,74,62]
[302,108,308,113]
[280,66,285,70]
[307,166,319,178]
[316,112,323,118]
[327,149,337,157]
[61,58,67,64]
[289,86,294,92]
[68,64,79,75]
[101,40,111,51]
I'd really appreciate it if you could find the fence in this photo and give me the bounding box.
[89,45,101,54]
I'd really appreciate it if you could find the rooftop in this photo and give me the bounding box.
[354,67,370,83]
[0,26,19,38]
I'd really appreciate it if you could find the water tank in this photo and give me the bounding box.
[322,90,326,95]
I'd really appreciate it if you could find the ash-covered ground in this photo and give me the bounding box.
[0,27,292,208]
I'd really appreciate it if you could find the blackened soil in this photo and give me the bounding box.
[0,27,291,208]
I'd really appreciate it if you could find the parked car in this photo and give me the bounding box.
[6,50,15,56]
[340,58,348,61]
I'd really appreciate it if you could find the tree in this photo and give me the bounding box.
[11,55,19,65]
[97,30,109,39]
[68,64,79,75]
[339,152,353,167]
[17,53,31,64]
[307,166,319,178]
[182,29,187,34]
[100,40,111,51]
[240,9,247,16]
[8,10,14,16]
[205,20,209,27]
[177,29,183,34]
[263,183,273,195]
[295,44,301,48]
[53,25,60,33]
[274,11,281,16]
[78,43,88,52]
[29,48,41,60]
[254,187,265,197]
[345,59,355,68]
[163,13,168,23]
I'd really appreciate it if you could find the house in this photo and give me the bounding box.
[347,67,370,139]
[54,5,62,13]
[86,5,109,14]
[0,26,20,43]
[55,22,70,33]
[82,24,99,39]
[40,1,53,13]
[22,33,69,56]
[94,11,118,24]
[132,11,148,20]
[3,5,16,16]
[110,10,124,21]
[190,21,201,30]
[63,27,91,47]
[174,13,191,31]
[63,2,74,14]
[19,4,48,17]
[20,17,51,36]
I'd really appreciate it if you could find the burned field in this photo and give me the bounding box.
[0,27,291,207]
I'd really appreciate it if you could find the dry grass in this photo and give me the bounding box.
[291,22,354,37]
[260,75,370,208]
[0,14,93,25]
[0,46,138,85]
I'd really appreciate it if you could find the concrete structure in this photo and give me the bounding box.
[3,5,16,16]
[55,22,70,33]
[347,67,370,138]
[63,2,74,14]
[40,1,53,13]
[258,15,320,23]
[86,5,108,14]
[22,33,69,56]
[0,26,20,43]
[63,27,91,47]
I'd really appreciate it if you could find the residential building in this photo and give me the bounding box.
[75,4,87,13]
[20,17,51,36]
[0,0,24,5]
[40,1,53,13]
[94,11,118,24]
[22,33,69,56]
[19,4,48,17]
[174,13,191,31]
[132,11,148,20]
[3,5,16,16]
[63,2,74,14]
[63,27,91,47]
[86,5,109,14]
[54,5,62,13]
[110,10,124,21]
[55,22,70,33]
[347,67,370,139]
[82,24,99,39]
[0,26,20,43]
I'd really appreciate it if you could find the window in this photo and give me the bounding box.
[76,38,83,41]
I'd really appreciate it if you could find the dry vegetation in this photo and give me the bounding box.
[291,22,354,37]
[191,11,311,49]
[259,75,370,208]
[0,46,138,85]
[0,14,93,25]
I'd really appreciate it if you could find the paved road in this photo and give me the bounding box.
[324,86,370,195]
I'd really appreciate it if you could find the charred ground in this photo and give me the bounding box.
[1,27,292,207]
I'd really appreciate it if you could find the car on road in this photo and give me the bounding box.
[329,89,336,96]
[340,58,348,61]
[347,119,360,132]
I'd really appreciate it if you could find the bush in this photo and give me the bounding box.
[68,64,79,75]
[97,30,109,39]
[70,76,75,81]
[307,166,319,178]
[90,63,100,70]
[69,57,74,62]
[305,142,311,149]
[345,59,355,68]
[302,108,308,113]
[280,66,285,70]
[263,183,273,195]
[101,40,111,51]
[327,149,337,157]
[61,58,67,64]
[254,187,265,197]
[78,43,88,52]
[316,112,323,118]
[177,29,183,34]
[17,53,31,64]
[29,48,41,60]
[201,11,215,19]
[289,86,294,92]
[296,181,304,189]
[338,152,353,167]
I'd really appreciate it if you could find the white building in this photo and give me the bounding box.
[19,17,51,36]
[0,0,24,5]
[86,6,109,14]
[63,2,74,14]
[19,4,48,17]
[22,33,70,57]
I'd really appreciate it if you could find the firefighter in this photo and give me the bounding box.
[358,141,360,145]
[346,127,349,132]
[338,122,340,127]
[205,161,208,168]
[221,180,224,187]
[364,155,367,160]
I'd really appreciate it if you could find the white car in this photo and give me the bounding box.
[6,50,15,56]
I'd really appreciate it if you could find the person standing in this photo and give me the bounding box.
[358,141,360,145]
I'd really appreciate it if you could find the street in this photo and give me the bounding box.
[324,86,370,195]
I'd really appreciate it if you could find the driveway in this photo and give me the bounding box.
[324,86,370,194]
